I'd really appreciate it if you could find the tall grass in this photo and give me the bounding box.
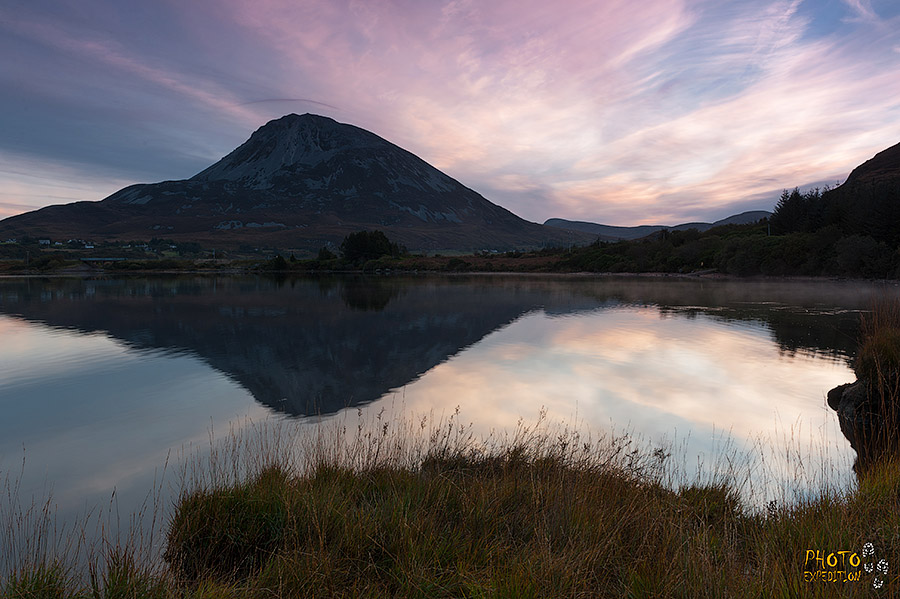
[850,297,900,469]
[857,296,900,396]
[1,452,169,599]
[3,409,897,597]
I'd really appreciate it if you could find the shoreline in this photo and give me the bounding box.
[0,265,894,285]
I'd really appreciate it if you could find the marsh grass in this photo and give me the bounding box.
[1,452,170,599]
[3,409,898,597]
[856,296,900,410]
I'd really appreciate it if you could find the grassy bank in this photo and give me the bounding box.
[2,410,897,598]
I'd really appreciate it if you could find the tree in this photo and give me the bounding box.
[340,230,405,264]
[264,254,288,270]
[770,188,804,234]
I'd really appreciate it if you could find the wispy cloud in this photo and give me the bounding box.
[842,0,879,23]
[0,15,262,126]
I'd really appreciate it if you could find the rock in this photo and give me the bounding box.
[828,379,899,472]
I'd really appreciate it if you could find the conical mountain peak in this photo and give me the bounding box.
[191,113,392,189]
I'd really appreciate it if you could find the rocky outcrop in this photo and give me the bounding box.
[828,380,900,472]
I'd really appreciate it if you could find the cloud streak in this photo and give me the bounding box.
[0,14,261,126]
[842,0,879,23]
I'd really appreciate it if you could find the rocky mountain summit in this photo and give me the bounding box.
[0,114,589,251]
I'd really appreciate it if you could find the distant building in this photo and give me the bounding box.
[39,239,51,245]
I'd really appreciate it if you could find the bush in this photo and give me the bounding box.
[444,257,471,272]
[263,255,288,271]
[30,254,70,271]
[834,235,893,277]
[340,231,405,264]
[164,467,291,581]
[317,246,336,261]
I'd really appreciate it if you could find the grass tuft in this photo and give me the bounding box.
[164,466,290,582]
[2,562,75,599]
[90,549,168,599]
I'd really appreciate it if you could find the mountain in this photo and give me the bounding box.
[544,210,772,241]
[843,141,900,186]
[0,114,591,252]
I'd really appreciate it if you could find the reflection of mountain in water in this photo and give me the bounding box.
[0,275,871,416]
[0,276,569,415]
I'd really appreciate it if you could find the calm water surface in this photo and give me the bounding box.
[0,274,893,538]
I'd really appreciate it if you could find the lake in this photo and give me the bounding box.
[0,274,891,554]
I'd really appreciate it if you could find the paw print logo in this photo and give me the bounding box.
[862,542,889,590]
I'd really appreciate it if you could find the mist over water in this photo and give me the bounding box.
[0,274,890,549]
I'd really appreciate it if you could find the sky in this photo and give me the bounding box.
[1,0,900,226]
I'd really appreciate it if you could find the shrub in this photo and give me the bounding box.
[340,231,405,264]
[835,235,893,277]
[262,255,288,271]
[444,257,471,272]
[164,467,291,581]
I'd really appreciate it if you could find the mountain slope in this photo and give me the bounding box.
[544,210,771,241]
[843,141,900,186]
[811,141,900,244]
[0,114,591,251]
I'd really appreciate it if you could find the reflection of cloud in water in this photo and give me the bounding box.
[0,317,271,521]
[366,306,856,504]
[0,318,130,390]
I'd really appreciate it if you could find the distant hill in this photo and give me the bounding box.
[544,210,771,241]
[0,114,591,252]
